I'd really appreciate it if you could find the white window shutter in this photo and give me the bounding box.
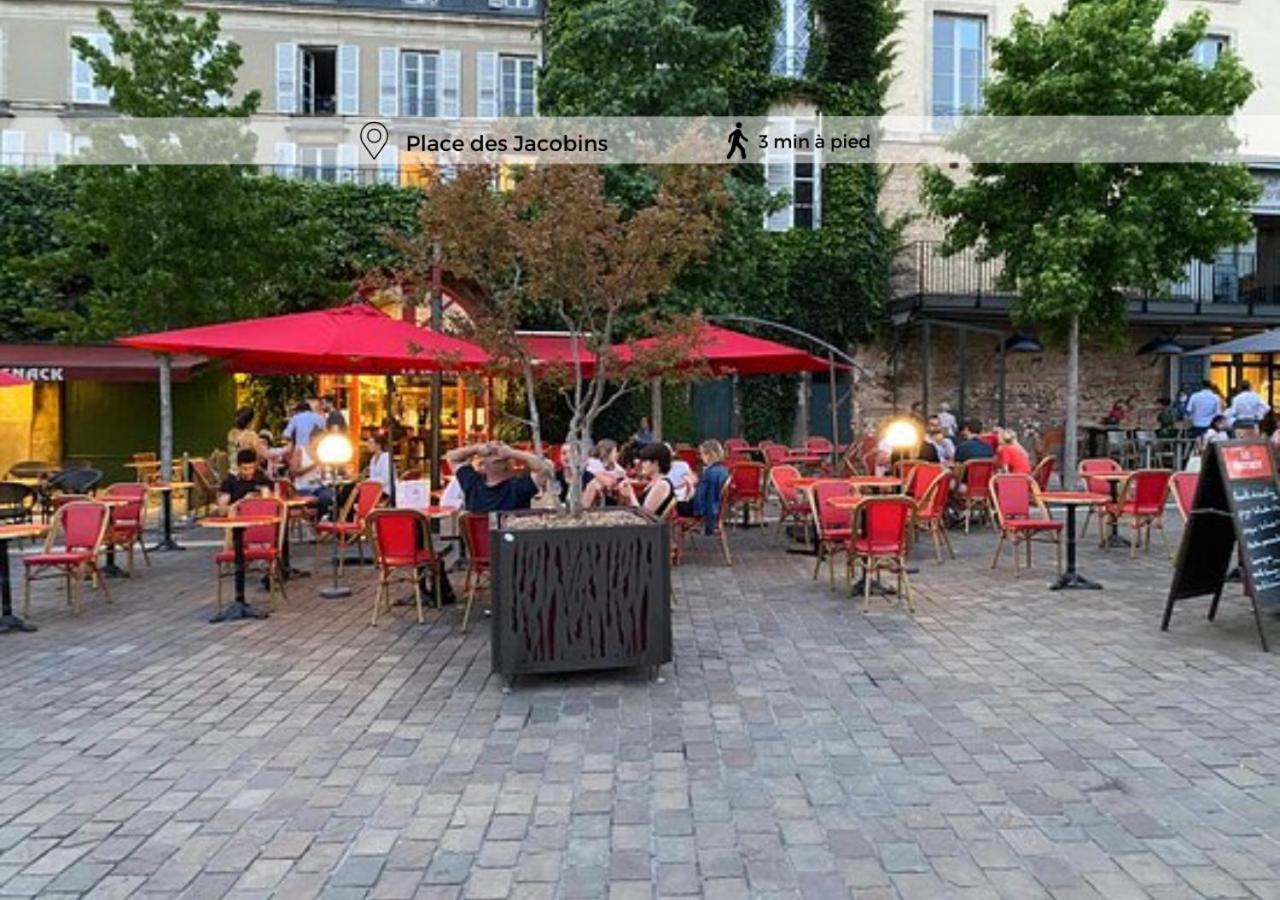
[338,44,359,115]
[439,49,461,118]
[764,119,795,231]
[476,51,498,118]
[337,143,358,182]
[0,30,7,102]
[274,141,296,178]
[48,131,71,161]
[376,146,399,185]
[275,42,297,114]
[1,130,24,166]
[379,47,399,117]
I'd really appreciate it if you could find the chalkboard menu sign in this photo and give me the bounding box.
[1164,440,1280,651]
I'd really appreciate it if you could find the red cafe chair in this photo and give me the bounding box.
[23,500,113,617]
[1169,471,1198,523]
[723,461,767,527]
[805,436,834,456]
[849,496,916,612]
[314,480,384,574]
[808,479,856,586]
[1078,457,1122,538]
[956,458,996,532]
[459,512,492,630]
[724,437,750,454]
[675,447,701,474]
[367,508,441,626]
[913,469,954,563]
[674,477,733,566]
[1031,455,1055,492]
[768,464,809,537]
[215,496,287,613]
[760,443,789,470]
[1107,469,1173,557]
[990,474,1062,577]
[102,482,150,575]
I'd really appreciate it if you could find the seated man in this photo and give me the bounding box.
[954,419,996,464]
[446,441,554,513]
[218,448,273,510]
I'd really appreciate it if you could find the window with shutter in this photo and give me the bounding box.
[401,51,439,117]
[338,45,359,115]
[499,55,535,116]
[931,14,985,127]
[276,42,297,113]
[71,33,112,104]
[274,141,297,178]
[1,129,24,167]
[439,50,461,118]
[376,146,400,186]
[476,51,498,118]
[379,47,399,117]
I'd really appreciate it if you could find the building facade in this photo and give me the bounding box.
[868,0,1280,433]
[0,0,542,179]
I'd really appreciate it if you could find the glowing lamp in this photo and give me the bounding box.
[884,418,921,451]
[316,432,354,467]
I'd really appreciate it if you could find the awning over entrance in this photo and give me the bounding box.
[0,344,209,382]
[1184,329,1280,356]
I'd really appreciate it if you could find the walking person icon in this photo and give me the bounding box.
[726,122,748,160]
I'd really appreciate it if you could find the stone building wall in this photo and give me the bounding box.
[853,327,1175,444]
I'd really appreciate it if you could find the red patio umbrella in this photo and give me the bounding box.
[117,304,490,374]
[0,371,28,387]
[615,324,831,375]
[518,331,596,377]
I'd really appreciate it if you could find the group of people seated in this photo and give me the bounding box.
[438,437,730,534]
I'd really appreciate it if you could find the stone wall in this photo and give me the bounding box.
[853,327,1175,443]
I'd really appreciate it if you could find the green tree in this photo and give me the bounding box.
[921,0,1257,483]
[540,0,748,116]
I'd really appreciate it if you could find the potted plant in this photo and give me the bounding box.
[394,165,725,678]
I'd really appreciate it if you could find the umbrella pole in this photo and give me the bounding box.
[828,352,839,467]
[651,380,663,443]
[385,374,397,508]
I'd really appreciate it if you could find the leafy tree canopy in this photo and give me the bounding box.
[921,0,1258,341]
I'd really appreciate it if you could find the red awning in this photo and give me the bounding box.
[517,332,596,376]
[0,345,208,382]
[117,304,490,374]
[616,324,832,376]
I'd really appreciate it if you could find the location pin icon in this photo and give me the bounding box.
[360,121,389,160]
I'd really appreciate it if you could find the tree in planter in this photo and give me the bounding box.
[396,164,725,510]
[921,0,1257,485]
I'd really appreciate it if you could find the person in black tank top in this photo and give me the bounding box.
[636,443,677,517]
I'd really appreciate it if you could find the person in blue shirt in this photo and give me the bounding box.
[677,440,730,535]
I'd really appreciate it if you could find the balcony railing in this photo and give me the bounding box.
[896,240,1280,306]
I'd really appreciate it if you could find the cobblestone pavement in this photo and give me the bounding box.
[3,510,1280,900]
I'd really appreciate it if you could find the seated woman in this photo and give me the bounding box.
[363,433,395,498]
[676,440,729,534]
[995,428,1033,474]
[581,439,634,507]
[290,433,334,518]
[621,443,678,518]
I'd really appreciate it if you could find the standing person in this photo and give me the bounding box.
[446,441,554,513]
[1155,397,1179,439]
[936,403,957,438]
[364,433,395,498]
[1226,379,1268,433]
[633,417,655,447]
[995,429,1033,474]
[283,397,326,451]
[323,395,347,431]
[227,407,258,458]
[1185,380,1223,439]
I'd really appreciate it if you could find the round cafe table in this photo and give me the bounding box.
[1041,492,1108,590]
[846,476,903,492]
[201,515,278,623]
[148,482,194,552]
[0,523,47,633]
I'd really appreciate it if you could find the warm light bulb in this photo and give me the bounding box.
[884,418,920,450]
[316,432,354,466]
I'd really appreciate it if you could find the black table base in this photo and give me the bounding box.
[1051,503,1103,591]
[210,527,268,623]
[101,548,129,579]
[209,601,269,623]
[151,491,185,552]
[0,537,36,633]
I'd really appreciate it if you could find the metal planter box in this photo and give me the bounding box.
[490,507,672,679]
